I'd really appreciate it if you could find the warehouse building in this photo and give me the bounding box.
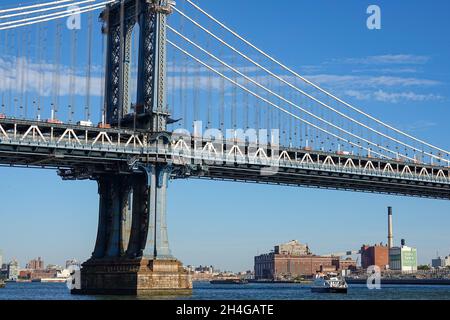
[254,240,356,280]
[360,244,389,270]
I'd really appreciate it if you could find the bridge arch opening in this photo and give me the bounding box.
[127,22,140,115]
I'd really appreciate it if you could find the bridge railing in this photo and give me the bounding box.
[0,119,449,184]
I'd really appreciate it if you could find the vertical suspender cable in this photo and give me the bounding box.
[192,7,199,128]
[57,21,62,119]
[178,0,185,128]
[177,1,184,128]
[35,23,40,120]
[182,45,188,131]
[8,30,14,116]
[25,28,31,119]
[231,54,236,130]
[118,0,125,129]
[219,47,224,132]
[19,30,25,118]
[100,24,106,125]
[1,29,5,113]
[182,47,188,130]
[69,29,75,122]
[206,21,211,129]
[85,12,93,121]
[170,21,176,127]
[51,21,62,120]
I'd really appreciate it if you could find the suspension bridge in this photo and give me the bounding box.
[0,0,449,294]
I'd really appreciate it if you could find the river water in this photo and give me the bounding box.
[1,281,450,300]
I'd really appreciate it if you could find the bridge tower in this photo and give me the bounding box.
[72,0,192,295]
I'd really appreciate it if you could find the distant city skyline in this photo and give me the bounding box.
[1,0,450,272]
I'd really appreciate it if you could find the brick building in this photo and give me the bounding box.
[360,244,389,270]
[254,253,356,280]
[26,257,44,270]
[19,269,57,280]
[254,241,357,280]
[332,257,358,271]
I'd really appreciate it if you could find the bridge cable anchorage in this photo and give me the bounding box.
[172,7,449,165]
[0,1,116,30]
[167,27,418,163]
[0,0,96,20]
[167,39,390,161]
[183,0,450,160]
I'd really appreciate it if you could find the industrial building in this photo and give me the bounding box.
[274,240,310,256]
[360,207,418,273]
[254,241,356,280]
[359,207,392,270]
[432,256,450,269]
[360,244,389,270]
[389,240,418,273]
[386,207,418,273]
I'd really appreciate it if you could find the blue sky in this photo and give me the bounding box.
[0,0,450,271]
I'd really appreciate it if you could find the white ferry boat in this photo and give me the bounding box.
[311,273,348,294]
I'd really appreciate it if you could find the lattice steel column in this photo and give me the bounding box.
[102,0,173,131]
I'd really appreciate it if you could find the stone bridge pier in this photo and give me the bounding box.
[72,164,192,295]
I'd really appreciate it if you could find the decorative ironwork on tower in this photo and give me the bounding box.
[101,0,173,131]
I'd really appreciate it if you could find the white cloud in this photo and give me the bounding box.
[0,56,103,97]
[372,90,443,103]
[0,53,444,108]
[402,120,438,131]
[339,54,431,65]
[351,67,418,74]
[306,74,440,89]
[344,89,444,104]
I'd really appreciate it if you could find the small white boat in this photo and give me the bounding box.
[311,273,348,294]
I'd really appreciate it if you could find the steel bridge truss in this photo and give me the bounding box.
[0,118,449,199]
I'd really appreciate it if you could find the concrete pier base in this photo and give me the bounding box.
[71,258,192,295]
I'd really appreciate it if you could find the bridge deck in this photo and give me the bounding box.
[0,119,449,199]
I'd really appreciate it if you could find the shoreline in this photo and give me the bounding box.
[346,278,450,286]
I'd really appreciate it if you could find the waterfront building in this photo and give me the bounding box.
[274,240,310,256]
[333,257,358,271]
[254,241,356,280]
[360,244,389,270]
[431,256,450,268]
[30,270,58,280]
[254,253,356,280]
[0,249,3,268]
[7,259,19,281]
[389,241,417,273]
[46,264,63,271]
[195,265,215,274]
[65,259,80,269]
[26,257,44,270]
